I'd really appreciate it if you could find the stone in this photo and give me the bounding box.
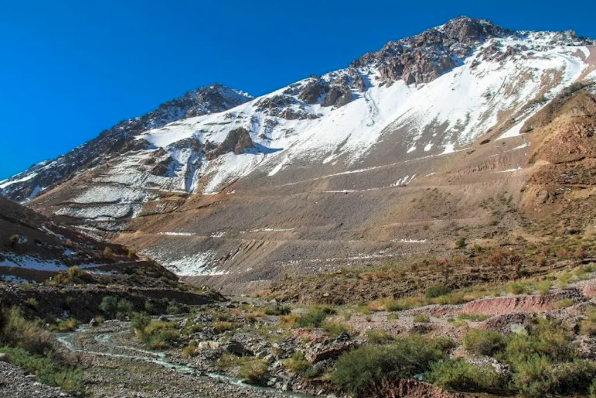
[225,340,253,357]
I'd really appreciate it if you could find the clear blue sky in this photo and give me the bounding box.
[1,0,595,180]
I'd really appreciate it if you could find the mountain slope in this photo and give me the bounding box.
[0,195,176,285]
[0,84,252,202]
[3,17,596,292]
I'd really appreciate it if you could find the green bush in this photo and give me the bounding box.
[116,299,135,315]
[264,305,292,316]
[502,318,576,365]
[365,329,394,344]
[0,347,84,392]
[425,358,508,393]
[131,312,150,333]
[555,360,596,396]
[323,321,350,338]
[54,318,79,332]
[426,285,452,299]
[463,329,506,356]
[166,300,181,315]
[457,313,489,322]
[509,355,596,397]
[98,296,118,316]
[146,329,180,350]
[413,314,430,323]
[511,355,555,398]
[332,335,453,396]
[296,306,335,328]
[283,351,310,373]
[0,307,52,355]
[238,358,269,384]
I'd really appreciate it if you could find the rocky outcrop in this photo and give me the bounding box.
[321,86,353,107]
[298,80,329,104]
[206,128,254,160]
[351,16,514,86]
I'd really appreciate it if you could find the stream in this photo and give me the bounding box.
[55,321,314,398]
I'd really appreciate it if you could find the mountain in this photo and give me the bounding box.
[0,84,253,202]
[2,16,596,293]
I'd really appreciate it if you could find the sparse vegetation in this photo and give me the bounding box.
[463,329,505,356]
[413,314,430,323]
[283,351,310,373]
[0,307,84,392]
[425,358,507,393]
[425,285,452,299]
[238,358,269,384]
[365,329,394,344]
[332,335,453,396]
[296,306,335,328]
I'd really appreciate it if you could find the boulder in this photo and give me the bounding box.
[225,340,253,356]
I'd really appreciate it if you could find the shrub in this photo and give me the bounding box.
[426,285,452,299]
[134,319,180,349]
[332,335,452,396]
[303,366,319,379]
[98,296,118,316]
[264,305,291,316]
[0,307,52,355]
[144,299,156,314]
[166,301,181,315]
[323,321,351,338]
[102,246,113,257]
[131,312,150,334]
[510,355,555,398]
[384,296,427,312]
[502,318,577,368]
[0,347,84,391]
[580,307,596,336]
[182,341,199,358]
[116,299,135,315]
[457,313,489,322]
[25,297,39,310]
[365,329,394,344]
[55,318,79,332]
[413,314,430,323]
[455,237,467,249]
[507,282,529,295]
[554,298,574,309]
[283,351,310,373]
[425,358,508,393]
[146,329,180,349]
[238,359,268,384]
[279,313,300,328]
[66,266,84,280]
[463,329,505,356]
[555,360,596,395]
[213,321,234,333]
[296,307,335,328]
[536,280,552,295]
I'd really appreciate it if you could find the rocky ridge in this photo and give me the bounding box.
[0,85,252,202]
